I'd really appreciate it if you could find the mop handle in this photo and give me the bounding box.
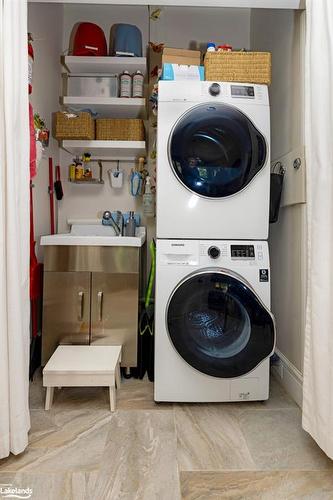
[48,157,55,235]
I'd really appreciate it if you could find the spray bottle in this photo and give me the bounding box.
[143,176,154,217]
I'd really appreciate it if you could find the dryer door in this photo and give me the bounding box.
[166,270,275,378]
[169,103,267,198]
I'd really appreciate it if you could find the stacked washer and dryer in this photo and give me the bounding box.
[154,81,276,402]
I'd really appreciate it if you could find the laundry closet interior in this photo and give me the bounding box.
[27,0,306,406]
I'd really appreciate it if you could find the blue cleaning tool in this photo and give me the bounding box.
[130,170,142,196]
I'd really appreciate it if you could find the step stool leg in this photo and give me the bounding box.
[109,385,116,412]
[45,387,54,410]
[115,362,121,388]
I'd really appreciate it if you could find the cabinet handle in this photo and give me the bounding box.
[97,291,103,321]
[78,291,84,321]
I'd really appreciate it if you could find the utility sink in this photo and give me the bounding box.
[41,224,146,248]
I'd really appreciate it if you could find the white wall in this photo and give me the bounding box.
[150,7,251,51]
[28,3,63,261]
[251,9,306,375]
[251,9,304,161]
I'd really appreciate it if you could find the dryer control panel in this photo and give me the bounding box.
[231,245,255,259]
[231,85,255,98]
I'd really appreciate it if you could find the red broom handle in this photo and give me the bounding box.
[49,157,55,235]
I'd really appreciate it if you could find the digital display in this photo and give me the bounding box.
[231,85,255,98]
[231,245,255,259]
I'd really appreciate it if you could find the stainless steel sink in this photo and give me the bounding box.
[41,224,146,248]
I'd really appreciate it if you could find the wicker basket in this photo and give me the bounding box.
[205,51,271,85]
[54,112,95,140]
[96,119,145,141]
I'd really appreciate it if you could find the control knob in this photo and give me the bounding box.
[209,83,221,96]
[208,246,221,259]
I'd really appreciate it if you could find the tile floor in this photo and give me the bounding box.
[0,372,332,499]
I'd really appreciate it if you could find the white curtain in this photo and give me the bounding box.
[302,0,333,459]
[0,0,30,458]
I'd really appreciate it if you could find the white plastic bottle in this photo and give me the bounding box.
[143,176,155,217]
[120,70,132,98]
[132,70,144,98]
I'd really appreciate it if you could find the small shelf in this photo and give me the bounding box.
[62,56,147,77]
[61,140,146,160]
[69,178,104,185]
[61,96,146,119]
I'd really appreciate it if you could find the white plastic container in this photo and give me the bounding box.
[108,168,124,189]
[66,74,119,97]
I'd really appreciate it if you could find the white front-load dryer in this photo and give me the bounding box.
[154,239,275,402]
[156,81,270,240]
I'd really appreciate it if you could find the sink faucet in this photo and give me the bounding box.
[102,210,124,236]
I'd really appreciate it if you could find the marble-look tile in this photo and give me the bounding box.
[176,377,297,415]
[0,471,98,500]
[29,368,45,410]
[117,376,173,410]
[30,370,165,411]
[174,405,255,471]
[92,410,181,500]
[180,470,333,500]
[240,376,297,411]
[239,408,333,470]
[0,448,50,474]
[0,416,111,473]
[29,409,111,448]
[51,386,110,411]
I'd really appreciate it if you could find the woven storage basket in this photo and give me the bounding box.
[205,51,271,85]
[54,112,95,140]
[96,119,145,141]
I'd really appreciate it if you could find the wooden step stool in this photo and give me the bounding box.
[43,345,122,412]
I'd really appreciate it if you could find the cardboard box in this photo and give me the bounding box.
[162,47,201,66]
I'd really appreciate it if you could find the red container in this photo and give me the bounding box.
[73,23,107,57]
[217,44,233,52]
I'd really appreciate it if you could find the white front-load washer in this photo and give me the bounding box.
[154,239,275,402]
[156,81,270,240]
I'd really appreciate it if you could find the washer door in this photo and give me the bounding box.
[169,103,267,198]
[167,270,275,378]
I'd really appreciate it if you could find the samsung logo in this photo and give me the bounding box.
[171,244,185,247]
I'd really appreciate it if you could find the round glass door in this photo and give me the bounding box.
[169,103,267,198]
[167,270,275,378]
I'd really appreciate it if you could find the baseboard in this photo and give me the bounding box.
[271,349,303,408]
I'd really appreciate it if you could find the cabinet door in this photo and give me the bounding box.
[91,273,139,367]
[42,272,91,365]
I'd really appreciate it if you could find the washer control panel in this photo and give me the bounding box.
[231,245,255,260]
[158,241,268,268]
